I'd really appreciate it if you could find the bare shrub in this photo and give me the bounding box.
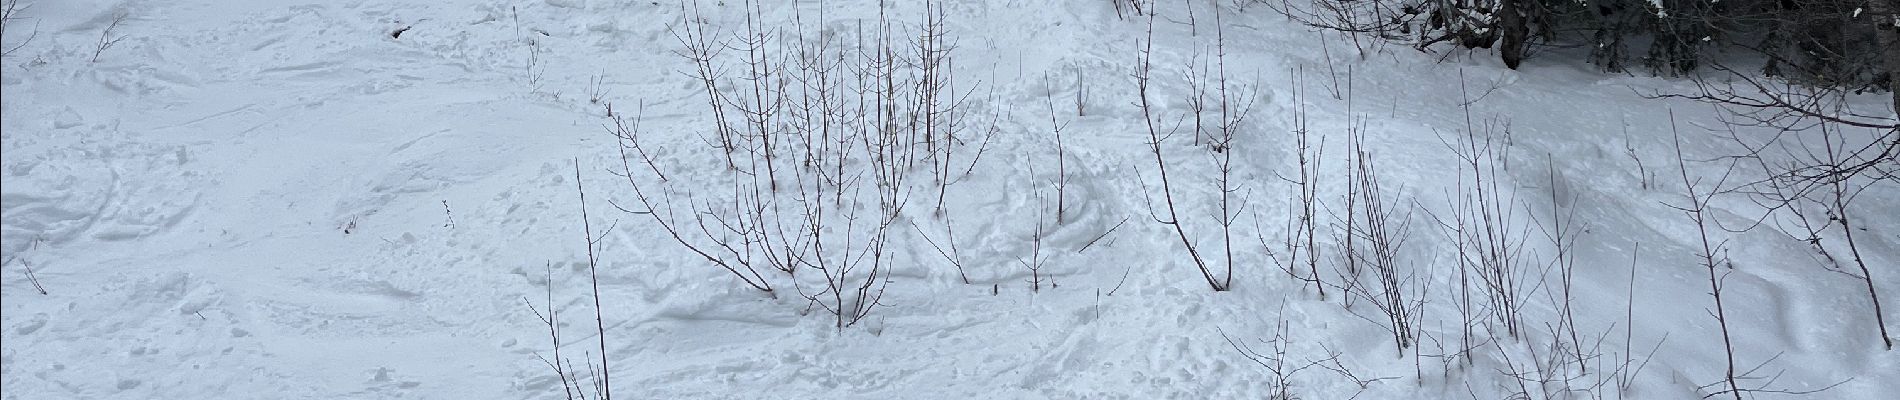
[1223,309,1395,399]
[611,0,975,329]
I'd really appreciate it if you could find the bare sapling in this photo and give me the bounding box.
[1490,319,1622,400]
[610,0,972,330]
[574,160,613,400]
[1043,72,1071,225]
[1614,244,1666,394]
[521,162,621,400]
[1073,65,1086,116]
[1020,175,1049,292]
[524,263,582,400]
[1815,127,1894,350]
[1331,126,1363,309]
[1621,122,1655,190]
[525,37,545,93]
[1418,172,1478,367]
[1135,13,1228,291]
[1669,123,1844,396]
[786,3,829,170]
[1668,116,1742,400]
[912,2,962,158]
[1207,4,1254,292]
[1326,75,1373,311]
[587,73,609,106]
[1409,75,1536,375]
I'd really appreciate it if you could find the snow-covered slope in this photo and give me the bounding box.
[3,1,1894,399]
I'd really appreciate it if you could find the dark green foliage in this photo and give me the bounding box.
[1281,0,1895,90]
[1643,0,1710,76]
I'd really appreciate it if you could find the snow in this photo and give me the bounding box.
[3,0,1896,399]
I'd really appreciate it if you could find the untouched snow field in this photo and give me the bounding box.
[2,0,1895,399]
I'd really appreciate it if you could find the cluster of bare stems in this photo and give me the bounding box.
[1197,3,1884,397]
[1239,65,1674,397]
[1279,61,1428,361]
[1331,126,1429,362]
[1221,310,1394,399]
[1135,5,1253,292]
[610,0,981,330]
[1440,117,1532,345]
[1485,157,1659,399]
[1265,67,1327,300]
[1383,74,1523,382]
[1408,68,1868,398]
[1423,76,1660,399]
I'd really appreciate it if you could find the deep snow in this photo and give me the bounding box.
[2,0,1896,399]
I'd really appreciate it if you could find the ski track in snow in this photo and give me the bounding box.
[3,0,1896,399]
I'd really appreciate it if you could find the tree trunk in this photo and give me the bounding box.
[1874,0,1900,114]
[1499,0,1529,69]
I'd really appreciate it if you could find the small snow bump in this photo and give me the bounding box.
[13,313,48,335]
[54,108,84,129]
